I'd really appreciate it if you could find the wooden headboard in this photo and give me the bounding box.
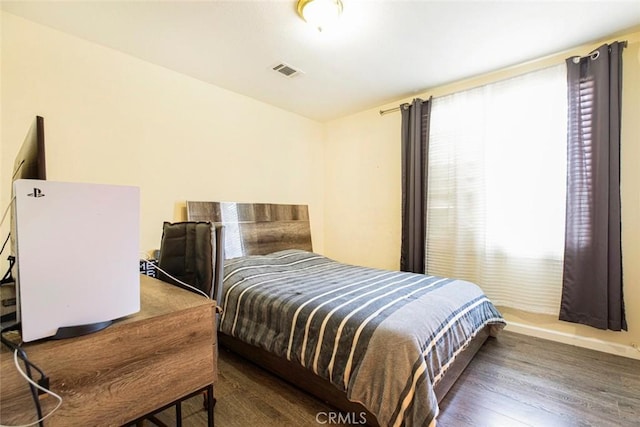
[186,201,312,259]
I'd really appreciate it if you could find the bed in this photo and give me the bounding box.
[186,201,506,427]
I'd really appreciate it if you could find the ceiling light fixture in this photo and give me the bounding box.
[297,0,343,32]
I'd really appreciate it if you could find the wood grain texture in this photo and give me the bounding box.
[0,275,216,426]
[186,201,312,258]
[438,331,640,427]
[187,202,310,223]
[152,331,640,427]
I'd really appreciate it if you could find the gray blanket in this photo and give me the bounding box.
[220,250,506,426]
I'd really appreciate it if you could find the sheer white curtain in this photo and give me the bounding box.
[426,64,567,314]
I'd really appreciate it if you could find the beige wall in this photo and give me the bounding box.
[325,30,640,357]
[0,12,325,263]
[324,110,402,270]
[2,11,638,357]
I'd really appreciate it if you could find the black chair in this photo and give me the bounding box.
[135,221,224,427]
[157,221,225,303]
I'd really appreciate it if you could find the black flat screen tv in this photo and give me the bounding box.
[1,116,47,324]
[6,115,46,264]
[12,115,46,181]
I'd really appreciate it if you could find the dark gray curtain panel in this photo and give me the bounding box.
[560,41,627,331]
[400,98,431,273]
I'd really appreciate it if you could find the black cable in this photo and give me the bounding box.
[18,351,44,424]
[1,335,44,426]
[1,255,15,285]
[1,325,46,426]
[0,327,47,379]
[0,233,10,255]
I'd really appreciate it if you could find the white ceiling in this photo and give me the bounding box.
[2,0,640,122]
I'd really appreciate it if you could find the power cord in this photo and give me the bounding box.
[140,258,210,299]
[0,327,62,427]
[1,197,16,285]
[1,350,63,427]
[1,255,15,286]
[140,258,224,315]
[0,196,14,230]
[0,234,10,256]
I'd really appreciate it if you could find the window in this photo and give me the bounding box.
[426,64,567,314]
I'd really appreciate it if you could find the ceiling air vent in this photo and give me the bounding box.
[272,63,303,78]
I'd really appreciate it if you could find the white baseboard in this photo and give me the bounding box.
[504,321,640,360]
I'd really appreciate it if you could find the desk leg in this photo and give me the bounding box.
[123,385,214,427]
[206,384,215,427]
[176,401,182,427]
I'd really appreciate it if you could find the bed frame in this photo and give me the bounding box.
[187,201,490,426]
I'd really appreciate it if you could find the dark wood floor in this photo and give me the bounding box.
[437,332,639,427]
[151,331,640,426]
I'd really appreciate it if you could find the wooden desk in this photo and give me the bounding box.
[0,275,217,426]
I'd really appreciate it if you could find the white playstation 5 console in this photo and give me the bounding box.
[12,179,140,342]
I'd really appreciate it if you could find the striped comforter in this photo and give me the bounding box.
[220,250,505,426]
